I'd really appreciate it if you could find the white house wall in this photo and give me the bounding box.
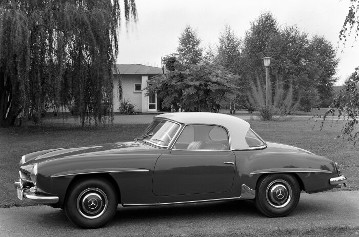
[112,73,158,113]
[113,74,143,112]
[112,76,121,112]
[141,75,148,113]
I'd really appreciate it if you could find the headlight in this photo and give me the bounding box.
[20,155,26,165]
[20,163,38,184]
[33,163,38,175]
[334,162,341,175]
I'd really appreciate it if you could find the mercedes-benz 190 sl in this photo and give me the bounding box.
[14,112,347,228]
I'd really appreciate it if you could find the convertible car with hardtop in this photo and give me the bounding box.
[15,112,347,228]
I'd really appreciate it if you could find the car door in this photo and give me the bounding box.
[152,124,236,196]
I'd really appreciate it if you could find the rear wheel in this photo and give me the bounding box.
[64,178,118,228]
[255,174,300,217]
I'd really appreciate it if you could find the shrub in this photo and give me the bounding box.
[248,75,299,120]
[119,100,135,114]
[259,107,274,120]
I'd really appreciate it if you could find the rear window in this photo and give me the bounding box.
[245,129,265,148]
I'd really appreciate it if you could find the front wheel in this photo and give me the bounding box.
[255,174,300,217]
[64,178,118,228]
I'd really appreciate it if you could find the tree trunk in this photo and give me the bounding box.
[0,87,19,127]
[0,72,22,127]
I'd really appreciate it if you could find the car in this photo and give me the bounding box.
[14,112,347,228]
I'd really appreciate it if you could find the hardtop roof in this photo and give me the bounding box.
[156,112,251,150]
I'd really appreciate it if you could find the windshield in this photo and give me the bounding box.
[140,120,181,147]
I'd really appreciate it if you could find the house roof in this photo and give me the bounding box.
[113,64,163,75]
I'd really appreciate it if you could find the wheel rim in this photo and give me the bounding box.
[76,188,108,219]
[265,179,292,209]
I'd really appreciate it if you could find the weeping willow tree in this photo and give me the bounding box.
[0,0,137,127]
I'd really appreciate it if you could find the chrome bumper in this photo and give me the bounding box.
[330,175,347,187]
[14,180,59,204]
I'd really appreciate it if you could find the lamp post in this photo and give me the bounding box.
[263,57,271,107]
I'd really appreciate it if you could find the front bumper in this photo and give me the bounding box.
[14,180,59,204]
[330,175,347,187]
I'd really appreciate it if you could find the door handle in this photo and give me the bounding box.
[224,162,234,165]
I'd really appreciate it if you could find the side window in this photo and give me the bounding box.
[176,125,194,144]
[245,129,265,148]
[209,126,228,141]
[174,125,229,150]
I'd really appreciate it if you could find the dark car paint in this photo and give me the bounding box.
[236,142,337,194]
[22,134,341,209]
[33,142,163,205]
[153,150,236,196]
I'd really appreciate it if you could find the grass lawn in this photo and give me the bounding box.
[0,118,357,208]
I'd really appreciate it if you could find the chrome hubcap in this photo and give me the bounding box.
[77,188,108,219]
[266,179,292,208]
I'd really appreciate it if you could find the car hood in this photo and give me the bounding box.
[21,141,157,165]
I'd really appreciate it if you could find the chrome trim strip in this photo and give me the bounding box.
[224,162,235,165]
[15,180,59,204]
[171,149,232,152]
[143,120,182,149]
[250,168,332,175]
[51,168,150,178]
[14,181,21,189]
[330,175,347,186]
[23,193,59,204]
[35,146,102,161]
[168,123,186,150]
[233,145,267,151]
[250,129,267,146]
[124,196,243,207]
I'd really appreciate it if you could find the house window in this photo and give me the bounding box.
[148,83,157,111]
[134,83,142,92]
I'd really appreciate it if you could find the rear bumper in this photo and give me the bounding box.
[14,180,59,204]
[330,175,347,187]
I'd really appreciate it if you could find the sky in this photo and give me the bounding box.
[117,0,358,85]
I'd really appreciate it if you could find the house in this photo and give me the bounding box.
[113,64,163,113]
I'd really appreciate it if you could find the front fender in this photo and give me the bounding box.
[36,151,162,206]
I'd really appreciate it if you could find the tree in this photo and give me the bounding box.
[162,53,180,72]
[148,60,239,112]
[327,67,359,143]
[340,0,359,42]
[152,26,238,112]
[329,0,359,142]
[240,12,279,82]
[215,26,245,112]
[216,25,241,74]
[177,26,203,66]
[0,0,137,127]
[241,14,337,111]
[307,36,338,107]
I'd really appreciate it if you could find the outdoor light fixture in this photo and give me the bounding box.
[263,57,271,67]
[263,57,271,107]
